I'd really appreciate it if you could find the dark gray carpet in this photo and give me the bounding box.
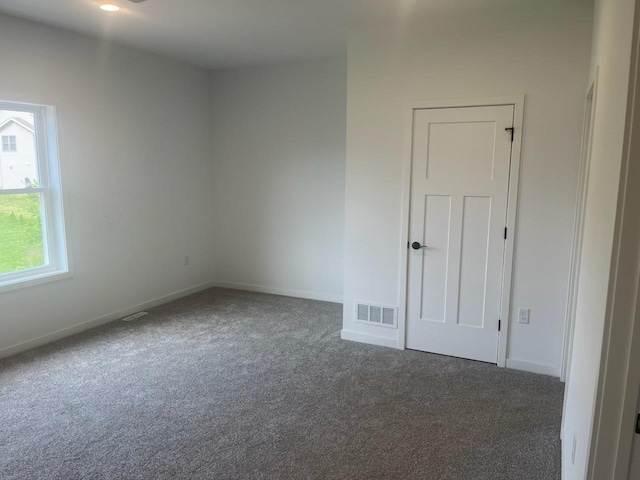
[0,288,563,479]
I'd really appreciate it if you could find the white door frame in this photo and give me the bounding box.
[561,71,599,384]
[397,96,525,368]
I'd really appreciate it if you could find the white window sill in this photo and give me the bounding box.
[0,268,72,294]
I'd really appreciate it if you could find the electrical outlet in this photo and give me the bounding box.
[572,434,577,464]
[518,308,530,324]
[184,255,190,266]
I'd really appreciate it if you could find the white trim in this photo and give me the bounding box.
[498,97,525,369]
[397,99,414,351]
[506,358,562,377]
[0,280,216,360]
[0,188,46,195]
[0,269,71,293]
[404,96,523,110]
[341,329,400,349]
[0,99,45,113]
[560,71,601,443]
[398,96,525,368]
[561,72,600,383]
[212,280,343,304]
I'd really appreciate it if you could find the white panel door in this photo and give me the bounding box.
[406,105,514,363]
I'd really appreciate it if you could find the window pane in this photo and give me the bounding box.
[0,193,45,274]
[0,110,39,189]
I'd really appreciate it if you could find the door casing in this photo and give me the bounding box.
[397,96,525,368]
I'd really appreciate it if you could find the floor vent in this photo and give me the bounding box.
[121,312,148,322]
[355,302,398,328]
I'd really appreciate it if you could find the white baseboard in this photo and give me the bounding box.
[341,329,399,349]
[506,358,561,377]
[0,280,216,360]
[212,280,343,304]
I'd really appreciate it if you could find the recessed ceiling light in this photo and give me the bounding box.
[100,4,120,12]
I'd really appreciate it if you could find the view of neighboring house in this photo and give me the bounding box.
[0,111,37,189]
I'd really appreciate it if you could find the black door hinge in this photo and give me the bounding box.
[505,127,515,142]
[504,227,508,240]
[498,320,502,332]
[636,414,640,434]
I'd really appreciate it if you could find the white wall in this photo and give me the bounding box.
[562,0,639,478]
[0,14,215,356]
[210,58,346,303]
[342,0,593,374]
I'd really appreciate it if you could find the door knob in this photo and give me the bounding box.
[411,242,428,250]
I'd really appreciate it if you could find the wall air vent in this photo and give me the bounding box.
[121,312,148,322]
[355,302,398,328]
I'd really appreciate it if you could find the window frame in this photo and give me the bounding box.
[2,135,17,152]
[0,100,69,292]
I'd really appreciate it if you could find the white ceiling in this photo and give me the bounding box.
[0,0,348,69]
[0,0,580,70]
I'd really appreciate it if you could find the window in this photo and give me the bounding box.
[2,135,17,152]
[0,101,68,290]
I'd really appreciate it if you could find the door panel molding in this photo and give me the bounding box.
[397,96,525,370]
